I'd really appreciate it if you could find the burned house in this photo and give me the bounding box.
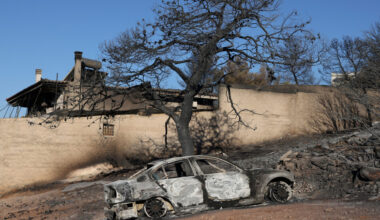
[6,51,217,117]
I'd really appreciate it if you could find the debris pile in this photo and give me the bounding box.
[277,127,380,200]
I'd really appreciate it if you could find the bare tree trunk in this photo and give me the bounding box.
[365,107,373,127]
[292,71,299,85]
[177,124,194,155]
[176,93,195,156]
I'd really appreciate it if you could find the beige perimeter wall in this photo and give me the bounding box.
[0,85,331,195]
[217,85,323,145]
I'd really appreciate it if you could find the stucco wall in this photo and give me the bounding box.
[217,85,324,145]
[0,114,178,195]
[0,85,333,195]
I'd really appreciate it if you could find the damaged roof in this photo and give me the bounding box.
[6,79,67,107]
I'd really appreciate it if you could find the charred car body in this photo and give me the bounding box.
[104,155,294,219]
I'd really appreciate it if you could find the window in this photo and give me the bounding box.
[103,124,114,136]
[164,161,194,179]
[152,168,166,180]
[151,160,194,180]
[196,159,240,174]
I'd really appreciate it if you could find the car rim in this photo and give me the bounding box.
[269,181,292,203]
[144,198,167,218]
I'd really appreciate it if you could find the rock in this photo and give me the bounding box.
[346,132,372,145]
[374,147,380,159]
[374,160,380,168]
[285,161,297,171]
[369,195,380,201]
[318,139,331,149]
[311,157,330,170]
[359,167,380,181]
[327,165,337,172]
[280,150,293,162]
[328,137,343,145]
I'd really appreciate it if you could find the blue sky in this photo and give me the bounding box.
[1,0,379,114]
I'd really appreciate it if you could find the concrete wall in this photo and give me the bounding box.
[0,117,103,195]
[0,85,333,195]
[0,114,179,195]
[217,85,325,145]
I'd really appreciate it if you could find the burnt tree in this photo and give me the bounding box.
[276,34,322,85]
[101,0,313,155]
[321,22,380,126]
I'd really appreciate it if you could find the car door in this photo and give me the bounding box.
[194,158,250,201]
[152,159,204,207]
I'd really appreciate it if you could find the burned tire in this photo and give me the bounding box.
[143,197,167,218]
[266,181,292,203]
[104,210,115,220]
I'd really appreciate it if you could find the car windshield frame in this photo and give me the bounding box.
[128,167,149,179]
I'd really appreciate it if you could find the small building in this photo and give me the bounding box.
[6,51,217,117]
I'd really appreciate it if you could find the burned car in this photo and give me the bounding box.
[104,155,294,219]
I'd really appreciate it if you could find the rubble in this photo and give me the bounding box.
[360,167,380,181]
[277,125,380,200]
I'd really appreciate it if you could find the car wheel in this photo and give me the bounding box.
[143,197,167,218]
[266,181,292,203]
[104,210,115,220]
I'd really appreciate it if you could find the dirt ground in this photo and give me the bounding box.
[0,168,137,220]
[0,181,106,220]
[180,200,380,220]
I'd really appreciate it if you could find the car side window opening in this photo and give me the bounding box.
[152,160,194,180]
[164,160,194,179]
[196,159,240,174]
[152,167,166,180]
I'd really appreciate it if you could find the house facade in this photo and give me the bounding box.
[6,51,217,118]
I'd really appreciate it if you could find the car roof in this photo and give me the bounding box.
[147,155,223,167]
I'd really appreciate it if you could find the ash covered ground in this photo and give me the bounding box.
[1,125,380,219]
[231,124,380,201]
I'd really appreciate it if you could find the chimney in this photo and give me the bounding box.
[74,51,83,82]
[35,69,42,82]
